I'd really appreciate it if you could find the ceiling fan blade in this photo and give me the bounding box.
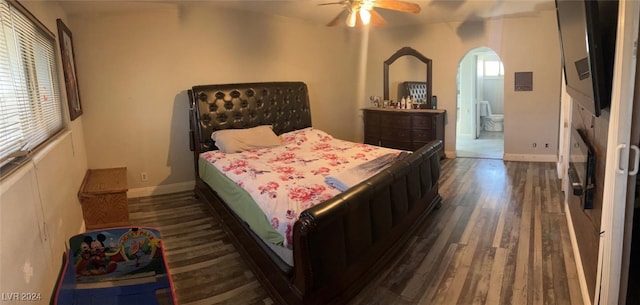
[327,10,348,26]
[318,1,348,6]
[369,9,387,27]
[372,0,421,13]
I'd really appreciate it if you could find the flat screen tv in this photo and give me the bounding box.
[555,0,618,117]
[568,127,596,209]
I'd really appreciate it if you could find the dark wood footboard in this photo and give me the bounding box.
[291,140,443,304]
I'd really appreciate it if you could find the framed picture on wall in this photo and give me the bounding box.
[56,18,82,121]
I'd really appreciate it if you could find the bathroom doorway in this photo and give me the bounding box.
[456,47,505,159]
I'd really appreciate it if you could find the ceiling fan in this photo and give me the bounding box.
[320,0,421,28]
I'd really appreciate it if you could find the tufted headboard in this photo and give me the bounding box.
[403,81,429,102]
[188,82,312,153]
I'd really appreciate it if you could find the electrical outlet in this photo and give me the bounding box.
[140,172,148,182]
[545,143,549,148]
[532,143,537,148]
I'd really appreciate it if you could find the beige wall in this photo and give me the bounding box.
[0,1,88,302]
[364,11,562,160]
[68,4,564,194]
[67,3,365,192]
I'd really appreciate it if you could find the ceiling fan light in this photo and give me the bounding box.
[346,10,357,27]
[359,8,371,25]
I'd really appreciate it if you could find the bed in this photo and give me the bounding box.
[187,81,443,304]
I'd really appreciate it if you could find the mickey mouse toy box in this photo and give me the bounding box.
[54,227,176,305]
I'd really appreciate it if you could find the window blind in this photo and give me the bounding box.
[0,0,62,167]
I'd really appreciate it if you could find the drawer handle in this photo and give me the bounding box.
[630,145,640,176]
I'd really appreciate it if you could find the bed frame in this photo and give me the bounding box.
[187,82,443,304]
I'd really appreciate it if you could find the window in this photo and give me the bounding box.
[0,0,62,175]
[477,58,504,77]
[484,60,504,77]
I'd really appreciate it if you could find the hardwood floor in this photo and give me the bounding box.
[129,158,584,305]
[350,158,583,305]
[128,192,272,305]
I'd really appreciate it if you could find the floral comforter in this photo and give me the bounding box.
[200,128,401,247]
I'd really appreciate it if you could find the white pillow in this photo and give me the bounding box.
[211,125,282,153]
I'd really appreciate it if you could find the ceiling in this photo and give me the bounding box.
[58,0,556,28]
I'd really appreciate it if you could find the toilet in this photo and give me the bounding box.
[479,100,504,132]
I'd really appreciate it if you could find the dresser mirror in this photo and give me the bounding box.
[383,47,432,104]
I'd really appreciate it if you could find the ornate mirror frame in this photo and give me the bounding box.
[383,46,432,103]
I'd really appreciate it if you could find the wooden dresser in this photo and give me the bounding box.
[363,108,445,156]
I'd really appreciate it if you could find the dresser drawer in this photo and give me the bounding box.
[412,140,434,149]
[364,125,379,136]
[381,128,411,141]
[381,114,411,129]
[364,111,381,125]
[412,115,433,129]
[363,111,380,140]
[365,121,379,132]
[412,129,435,141]
[364,136,380,146]
[382,140,412,151]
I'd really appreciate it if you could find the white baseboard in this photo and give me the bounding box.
[445,150,456,159]
[446,151,557,163]
[503,153,557,162]
[564,196,593,305]
[127,181,195,198]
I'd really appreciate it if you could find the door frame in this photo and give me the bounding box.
[597,1,640,304]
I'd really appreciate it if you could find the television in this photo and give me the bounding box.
[568,127,596,209]
[555,0,618,117]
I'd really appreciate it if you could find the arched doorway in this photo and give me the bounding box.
[456,47,505,159]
